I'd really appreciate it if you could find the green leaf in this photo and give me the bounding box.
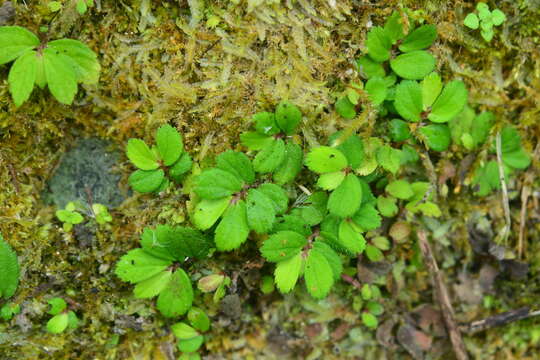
[274,252,303,294]
[491,9,506,26]
[0,26,40,65]
[470,111,494,146]
[168,227,212,260]
[464,13,479,29]
[47,38,100,84]
[366,27,391,62]
[390,50,435,80]
[388,119,411,142]
[140,226,176,261]
[253,112,279,136]
[421,72,442,109]
[477,2,490,13]
[328,132,364,169]
[253,139,286,173]
[47,313,69,334]
[43,48,78,105]
[337,219,366,255]
[192,197,231,230]
[305,146,348,173]
[377,196,398,217]
[275,101,302,135]
[47,298,67,315]
[335,96,356,119]
[503,149,531,170]
[188,307,211,332]
[66,311,79,330]
[376,145,401,174]
[305,248,334,299]
[0,235,20,299]
[365,77,387,105]
[126,138,159,170]
[500,126,522,153]
[76,0,88,14]
[156,269,193,318]
[386,180,414,199]
[128,169,164,193]
[399,25,437,52]
[8,50,37,107]
[312,241,343,280]
[352,203,381,231]
[419,124,451,151]
[172,322,200,339]
[35,54,46,89]
[481,29,494,42]
[258,183,289,215]
[215,200,250,251]
[362,312,378,329]
[317,171,345,190]
[367,301,384,315]
[170,152,193,182]
[216,150,255,184]
[197,274,225,293]
[240,131,274,150]
[356,56,385,79]
[0,303,21,321]
[273,142,303,185]
[365,244,384,262]
[155,124,183,166]
[178,336,204,353]
[133,270,172,299]
[246,189,276,234]
[328,174,362,218]
[416,202,442,217]
[272,215,311,236]
[373,236,391,250]
[55,209,84,224]
[394,80,423,122]
[115,248,171,283]
[261,231,306,262]
[384,11,405,43]
[472,161,500,196]
[429,80,468,123]
[195,169,243,199]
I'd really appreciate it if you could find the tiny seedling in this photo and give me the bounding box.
[0,233,20,300]
[382,180,441,217]
[463,3,506,42]
[449,107,494,150]
[197,274,231,303]
[115,225,211,317]
[0,302,21,321]
[0,26,100,106]
[127,124,192,193]
[355,284,384,329]
[48,0,94,14]
[55,201,84,231]
[92,203,113,224]
[46,297,79,334]
[171,307,211,356]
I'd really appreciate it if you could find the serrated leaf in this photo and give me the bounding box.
[421,72,442,109]
[388,119,411,142]
[258,183,288,215]
[366,26,391,62]
[419,124,451,151]
[216,150,255,184]
[140,226,176,261]
[261,231,306,262]
[365,77,388,105]
[356,55,385,79]
[47,38,100,84]
[377,196,398,217]
[0,26,40,65]
[8,50,37,107]
[246,189,276,234]
[272,215,311,236]
[305,146,348,173]
[305,248,334,299]
[472,161,500,196]
[126,138,159,170]
[115,248,171,283]
[192,197,231,230]
[47,313,69,334]
[240,131,274,150]
[47,298,67,315]
[128,169,164,193]
[156,269,193,318]
[328,174,362,218]
[390,50,435,80]
[394,80,423,122]
[253,112,279,136]
[352,203,381,231]
[335,96,357,119]
[384,11,405,43]
[399,25,437,52]
[43,48,78,105]
[429,80,468,123]
[312,241,342,280]
[168,227,212,260]
[275,101,302,135]
[155,124,183,166]
[317,171,345,190]
[376,145,401,174]
[328,132,365,169]
[215,200,250,251]
[170,152,192,182]
[337,219,366,255]
[464,13,479,29]
[133,270,172,299]
[195,169,243,199]
[470,111,493,146]
[500,126,522,154]
[273,142,303,185]
[386,180,414,199]
[253,139,286,173]
[274,252,303,294]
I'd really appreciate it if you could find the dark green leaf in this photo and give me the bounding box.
[356,56,385,79]
[399,25,437,52]
[261,231,306,262]
[195,169,243,199]
[128,169,164,193]
[156,269,193,318]
[419,124,451,151]
[366,26,391,62]
[246,189,276,234]
[388,119,411,142]
[216,150,255,184]
[253,139,286,173]
[215,200,250,251]
[275,101,302,135]
[258,183,289,215]
[170,152,193,182]
[335,96,356,119]
[328,174,362,218]
[273,142,303,184]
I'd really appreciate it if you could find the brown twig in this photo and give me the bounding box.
[518,182,531,259]
[417,230,469,360]
[460,307,540,334]
[495,131,511,244]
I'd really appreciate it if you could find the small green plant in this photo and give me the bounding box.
[55,201,84,231]
[463,3,506,42]
[91,203,113,224]
[197,274,231,303]
[0,26,100,106]
[48,0,94,15]
[45,297,79,334]
[0,302,21,321]
[127,124,192,193]
[0,233,20,300]
[449,107,494,150]
[115,225,211,317]
[172,307,211,357]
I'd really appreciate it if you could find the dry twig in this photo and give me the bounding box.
[460,307,540,334]
[495,131,511,243]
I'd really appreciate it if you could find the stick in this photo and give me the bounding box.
[417,230,469,360]
[460,307,540,334]
[495,131,511,243]
[518,183,530,259]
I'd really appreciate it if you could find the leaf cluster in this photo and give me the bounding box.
[0,26,100,106]
[464,3,506,42]
[46,297,79,334]
[172,307,211,355]
[0,233,20,300]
